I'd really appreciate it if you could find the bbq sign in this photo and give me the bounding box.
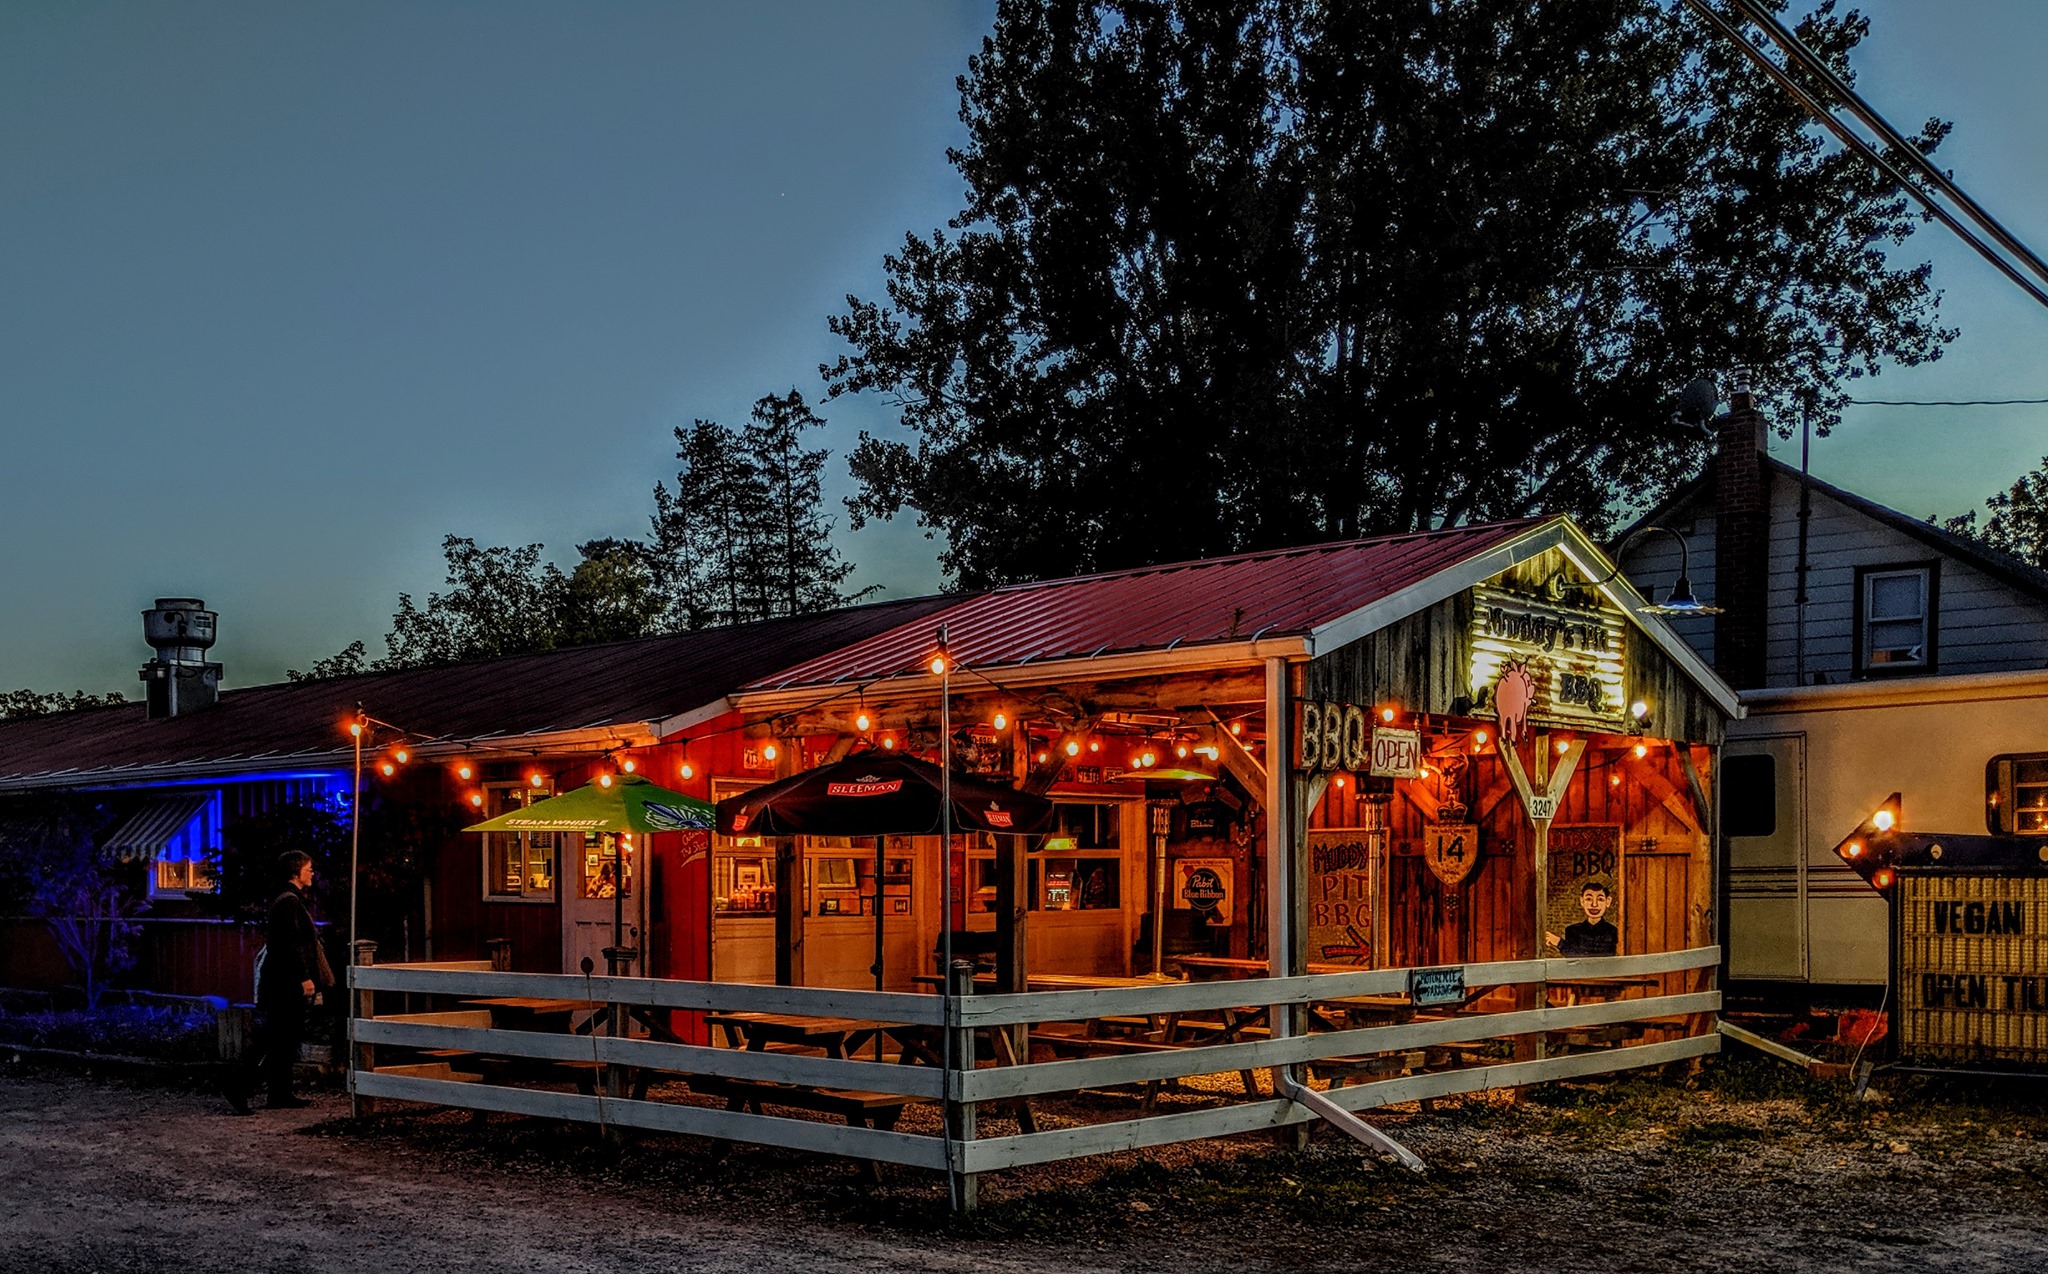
[1467,584,1628,733]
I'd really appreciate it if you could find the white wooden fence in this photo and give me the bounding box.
[349,947,1719,1194]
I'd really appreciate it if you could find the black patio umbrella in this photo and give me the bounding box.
[715,751,1053,837]
[715,751,1053,997]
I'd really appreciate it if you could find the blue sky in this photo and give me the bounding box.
[3,2,2044,695]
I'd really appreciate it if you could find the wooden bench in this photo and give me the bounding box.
[685,1076,914,1181]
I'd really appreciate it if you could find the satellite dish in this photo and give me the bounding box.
[1673,377,1720,428]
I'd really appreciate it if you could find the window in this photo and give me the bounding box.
[1721,754,1777,839]
[1988,753,2048,836]
[1029,802,1124,911]
[578,831,632,900]
[154,857,214,893]
[1856,563,1936,675]
[481,783,557,901]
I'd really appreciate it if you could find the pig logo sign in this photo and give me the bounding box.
[1493,660,1537,749]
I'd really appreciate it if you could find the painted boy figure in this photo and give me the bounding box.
[1551,880,1619,957]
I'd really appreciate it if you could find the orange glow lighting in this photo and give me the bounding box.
[1381,707,1396,723]
[762,743,779,762]
[1874,868,1894,889]
[1230,722,1242,736]
[1632,743,1649,759]
[456,763,473,780]
[1064,740,1081,757]
[1873,809,1896,832]
[622,758,636,773]
[529,774,545,789]
[394,748,409,764]
[992,712,1008,731]
[679,763,695,780]
[882,736,897,750]
[599,774,613,788]
[468,792,484,807]
[856,712,872,731]
[930,656,947,676]
[379,762,396,777]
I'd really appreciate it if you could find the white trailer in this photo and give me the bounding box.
[1725,668,2048,987]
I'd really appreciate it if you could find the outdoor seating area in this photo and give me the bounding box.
[349,944,1720,1203]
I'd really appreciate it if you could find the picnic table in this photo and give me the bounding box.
[1545,975,1664,1005]
[466,997,604,1029]
[704,1011,903,1059]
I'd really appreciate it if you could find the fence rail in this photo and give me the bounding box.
[348,946,1719,1187]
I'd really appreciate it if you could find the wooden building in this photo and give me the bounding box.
[708,516,1738,994]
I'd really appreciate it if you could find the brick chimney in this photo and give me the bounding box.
[1712,387,1770,690]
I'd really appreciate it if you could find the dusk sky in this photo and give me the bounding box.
[4,1,2044,697]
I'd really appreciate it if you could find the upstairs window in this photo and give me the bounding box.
[1856,563,1936,675]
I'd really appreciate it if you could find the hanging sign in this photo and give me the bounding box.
[1424,823,1480,886]
[1296,701,1369,773]
[1468,584,1628,735]
[1369,727,1423,779]
[1545,824,1624,957]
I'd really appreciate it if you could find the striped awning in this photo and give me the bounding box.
[102,793,214,860]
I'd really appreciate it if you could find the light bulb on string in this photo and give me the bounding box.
[468,792,484,808]
[599,774,614,788]
[393,748,409,765]
[679,762,695,781]
[992,712,1007,731]
[930,655,947,676]
[379,761,396,777]
[882,736,897,750]
[762,743,778,762]
[1064,740,1081,758]
[456,762,474,781]
[529,773,545,789]
[856,712,872,732]
[1632,743,1649,759]
[622,758,637,774]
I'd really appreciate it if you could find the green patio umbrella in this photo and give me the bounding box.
[466,774,715,964]
[464,773,714,835]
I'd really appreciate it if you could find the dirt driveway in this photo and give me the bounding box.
[1,1058,2046,1273]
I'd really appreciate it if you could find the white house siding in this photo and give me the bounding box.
[1620,508,1717,669]
[1622,470,2048,688]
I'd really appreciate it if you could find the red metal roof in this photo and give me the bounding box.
[748,521,1544,690]
[0,594,963,791]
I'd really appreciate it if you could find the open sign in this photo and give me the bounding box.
[1369,727,1422,779]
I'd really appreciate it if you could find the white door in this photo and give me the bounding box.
[563,832,647,977]
[1722,735,1806,981]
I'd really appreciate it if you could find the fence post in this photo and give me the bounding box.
[946,959,978,1213]
[351,939,378,1118]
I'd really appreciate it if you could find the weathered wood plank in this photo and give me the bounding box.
[349,1073,948,1169]
[350,1020,945,1098]
[959,1033,1719,1172]
[957,991,1720,1102]
[349,967,947,1024]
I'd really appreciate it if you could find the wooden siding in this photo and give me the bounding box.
[1309,547,1725,744]
[1307,742,1707,992]
[1624,469,2048,688]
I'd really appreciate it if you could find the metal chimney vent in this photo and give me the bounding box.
[139,597,224,719]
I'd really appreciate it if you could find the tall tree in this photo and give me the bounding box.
[1946,456,2048,571]
[826,0,1953,587]
[381,536,571,668]
[651,390,872,627]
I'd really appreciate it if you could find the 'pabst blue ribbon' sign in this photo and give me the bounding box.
[826,778,904,797]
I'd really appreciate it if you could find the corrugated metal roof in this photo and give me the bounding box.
[0,594,964,790]
[749,521,1544,690]
[102,792,213,858]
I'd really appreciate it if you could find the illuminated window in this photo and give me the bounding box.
[1029,802,1123,911]
[481,783,556,902]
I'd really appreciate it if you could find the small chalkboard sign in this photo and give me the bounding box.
[1408,965,1466,1008]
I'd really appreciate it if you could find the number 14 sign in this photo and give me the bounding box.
[1425,822,1480,886]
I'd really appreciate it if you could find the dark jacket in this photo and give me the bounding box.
[261,884,334,997]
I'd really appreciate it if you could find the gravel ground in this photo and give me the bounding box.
[1,1056,2046,1273]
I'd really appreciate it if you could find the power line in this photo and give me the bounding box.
[1681,0,2048,312]
[1728,0,2048,291]
[1848,397,2048,407]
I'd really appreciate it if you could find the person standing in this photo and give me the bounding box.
[226,850,334,1113]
